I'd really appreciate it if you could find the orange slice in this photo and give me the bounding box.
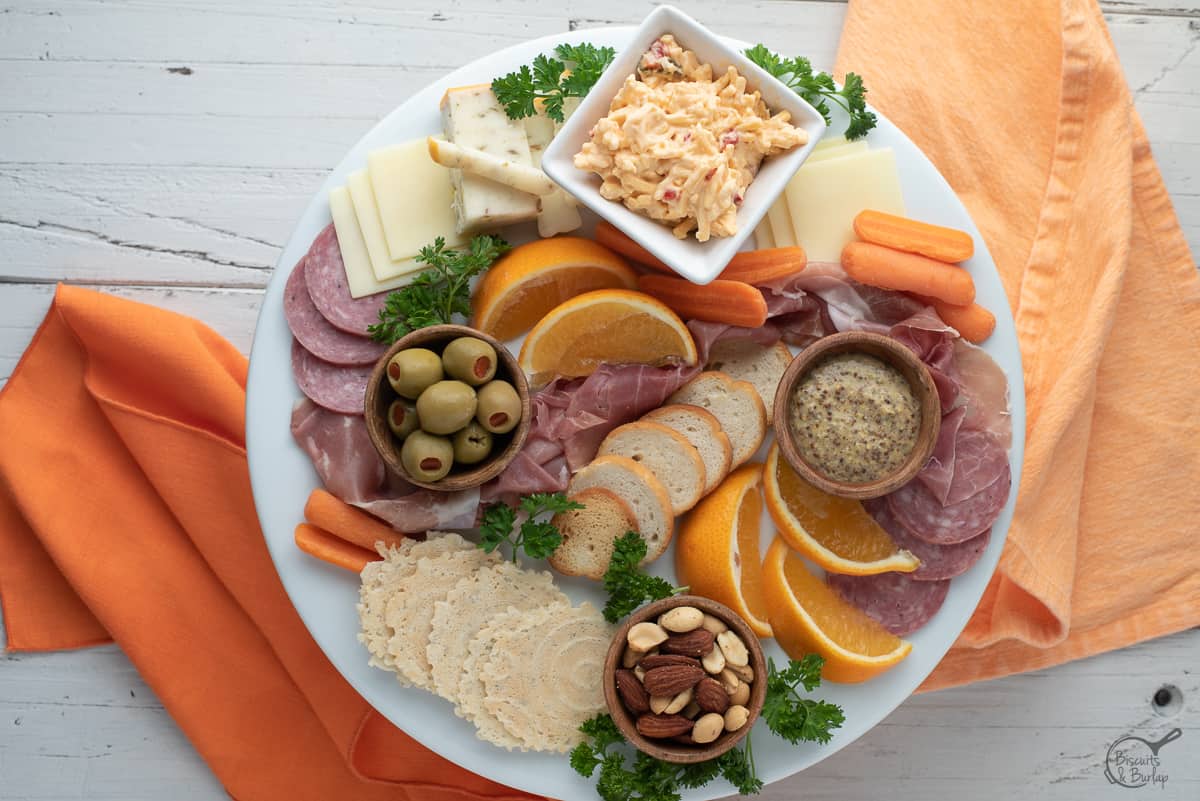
[675,464,773,638]
[762,536,911,682]
[518,289,697,382]
[471,238,639,341]
[764,442,919,576]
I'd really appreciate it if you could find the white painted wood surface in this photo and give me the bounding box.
[1,1,1197,799]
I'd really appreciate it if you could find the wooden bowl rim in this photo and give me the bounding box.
[602,595,767,764]
[363,324,532,492]
[770,330,941,500]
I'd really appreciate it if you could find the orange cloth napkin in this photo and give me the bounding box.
[834,0,1200,690]
[0,286,536,801]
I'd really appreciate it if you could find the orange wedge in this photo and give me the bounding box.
[675,464,773,638]
[762,537,911,682]
[518,289,697,382]
[764,443,919,576]
[471,238,639,341]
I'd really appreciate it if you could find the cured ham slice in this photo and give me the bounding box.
[284,256,386,365]
[826,571,950,636]
[303,224,388,335]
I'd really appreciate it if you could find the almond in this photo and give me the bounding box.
[639,653,701,671]
[636,713,694,739]
[694,677,730,714]
[659,628,716,658]
[642,663,705,697]
[615,669,650,714]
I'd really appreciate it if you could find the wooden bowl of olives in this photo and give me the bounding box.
[363,324,531,491]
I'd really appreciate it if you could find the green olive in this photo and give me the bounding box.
[386,398,419,440]
[415,380,478,435]
[441,336,498,386]
[475,380,522,434]
[386,348,443,399]
[400,430,453,482]
[452,422,494,465]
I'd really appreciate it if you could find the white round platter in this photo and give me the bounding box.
[246,26,1026,801]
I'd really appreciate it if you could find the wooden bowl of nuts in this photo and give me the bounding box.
[602,595,767,763]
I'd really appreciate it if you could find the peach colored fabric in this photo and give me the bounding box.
[835,0,1200,690]
[0,286,537,801]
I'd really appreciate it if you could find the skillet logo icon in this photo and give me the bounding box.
[1104,728,1181,789]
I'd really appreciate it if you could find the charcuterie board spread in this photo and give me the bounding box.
[250,9,1020,801]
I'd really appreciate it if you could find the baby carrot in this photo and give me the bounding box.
[294,523,377,573]
[853,210,974,263]
[595,220,671,272]
[842,241,975,306]
[912,294,996,344]
[638,274,768,328]
[719,246,807,284]
[304,488,407,552]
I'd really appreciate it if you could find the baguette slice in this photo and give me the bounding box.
[597,421,707,514]
[567,455,675,564]
[667,371,767,466]
[706,339,793,418]
[548,488,638,580]
[643,404,733,494]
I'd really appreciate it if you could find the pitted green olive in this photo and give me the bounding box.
[386,398,419,440]
[415,380,478,435]
[475,380,521,434]
[400,430,453,482]
[452,422,494,465]
[441,336,497,386]
[386,348,443,399]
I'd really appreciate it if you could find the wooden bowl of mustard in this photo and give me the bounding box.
[363,324,531,492]
[771,331,940,499]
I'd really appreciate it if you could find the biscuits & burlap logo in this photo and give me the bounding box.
[1104,728,1181,789]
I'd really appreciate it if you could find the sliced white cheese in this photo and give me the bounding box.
[440,84,539,233]
[524,113,581,238]
[804,140,870,164]
[766,195,798,248]
[754,218,776,249]
[785,147,906,262]
[347,169,424,282]
[329,186,414,299]
[366,140,464,266]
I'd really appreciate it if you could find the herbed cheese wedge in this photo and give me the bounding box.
[440,84,539,232]
[668,371,767,467]
[597,420,707,515]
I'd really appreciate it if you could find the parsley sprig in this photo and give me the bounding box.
[601,531,686,623]
[478,493,582,562]
[570,714,762,800]
[492,42,616,122]
[367,235,510,343]
[761,655,846,744]
[744,44,877,140]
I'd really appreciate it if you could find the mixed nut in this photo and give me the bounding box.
[614,605,754,746]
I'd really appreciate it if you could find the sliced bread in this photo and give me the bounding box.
[667,371,767,467]
[643,404,733,494]
[549,488,638,580]
[566,455,675,564]
[706,339,793,418]
[597,420,707,514]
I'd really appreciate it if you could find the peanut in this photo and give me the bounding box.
[716,630,749,667]
[701,644,726,675]
[719,667,741,694]
[627,622,669,652]
[622,647,640,669]
[729,680,751,706]
[649,694,672,715]
[729,662,754,683]
[659,605,704,633]
[692,712,724,744]
[724,705,749,732]
[700,613,728,635]
[664,687,693,715]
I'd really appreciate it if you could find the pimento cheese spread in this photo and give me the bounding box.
[574,35,807,242]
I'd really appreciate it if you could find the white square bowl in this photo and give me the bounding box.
[542,4,827,285]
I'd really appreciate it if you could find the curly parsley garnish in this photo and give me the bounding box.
[491,42,616,123]
[744,44,877,140]
[601,531,686,624]
[367,235,510,344]
[762,655,846,744]
[477,492,582,562]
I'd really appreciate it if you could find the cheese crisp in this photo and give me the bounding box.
[574,35,807,241]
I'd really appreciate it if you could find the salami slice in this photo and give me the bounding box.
[887,462,1011,544]
[303,223,388,335]
[826,571,949,636]
[284,257,387,366]
[869,499,990,581]
[291,338,372,415]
